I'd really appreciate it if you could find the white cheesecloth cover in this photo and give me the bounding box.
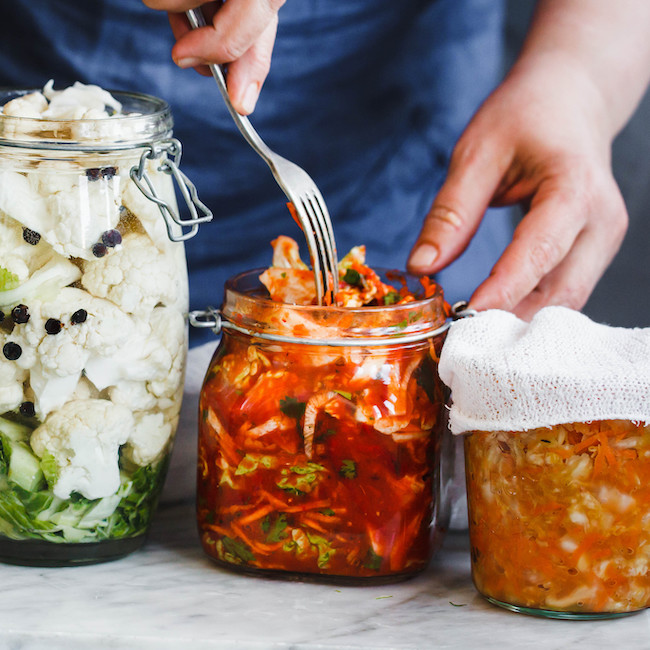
[438,306,650,435]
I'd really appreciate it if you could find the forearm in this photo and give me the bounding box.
[514,0,650,139]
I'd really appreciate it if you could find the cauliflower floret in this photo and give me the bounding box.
[0,168,121,261]
[6,287,135,417]
[88,306,186,411]
[81,232,184,316]
[1,91,48,118]
[108,380,158,412]
[0,213,48,284]
[0,352,28,413]
[146,306,187,406]
[122,412,173,467]
[0,254,82,311]
[42,80,122,119]
[30,399,133,500]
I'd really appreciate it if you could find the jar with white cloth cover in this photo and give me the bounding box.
[439,306,650,619]
[0,82,211,565]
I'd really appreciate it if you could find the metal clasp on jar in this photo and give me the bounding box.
[130,138,213,242]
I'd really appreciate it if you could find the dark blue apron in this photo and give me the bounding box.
[0,0,511,344]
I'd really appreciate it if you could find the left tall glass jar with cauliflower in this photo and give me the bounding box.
[0,82,208,566]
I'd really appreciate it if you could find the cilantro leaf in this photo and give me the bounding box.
[265,513,289,543]
[221,536,256,564]
[363,548,383,571]
[383,292,400,305]
[280,396,306,420]
[342,268,362,286]
[339,459,357,479]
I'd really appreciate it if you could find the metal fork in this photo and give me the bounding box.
[185,7,339,305]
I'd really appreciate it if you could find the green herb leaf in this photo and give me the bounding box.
[221,536,256,564]
[0,267,19,292]
[342,268,362,286]
[363,547,383,571]
[333,390,353,400]
[339,459,357,479]
[280,396,306,420]
[383,292,400,305]
[265,513,289,543]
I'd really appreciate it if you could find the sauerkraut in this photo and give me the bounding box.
[465,420,650,615]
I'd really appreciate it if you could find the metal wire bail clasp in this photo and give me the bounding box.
[130,138,213,242]
[189,307,223,335]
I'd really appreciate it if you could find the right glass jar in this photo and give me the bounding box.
[464,419,650,619]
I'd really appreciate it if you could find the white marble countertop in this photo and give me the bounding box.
[2,345,649,649]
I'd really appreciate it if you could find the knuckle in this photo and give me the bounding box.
[218,37,248,63]
[247,48,272,76]
[525,236,563,278]
[554,282,590,311]
[428,205,464,232]
[450,137,488,171]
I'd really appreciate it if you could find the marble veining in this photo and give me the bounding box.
[1,345,648,649]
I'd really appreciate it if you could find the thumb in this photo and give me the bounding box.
[407,138,511,275]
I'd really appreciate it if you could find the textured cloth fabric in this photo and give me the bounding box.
[439,307,650,434]
[0,0,513,345]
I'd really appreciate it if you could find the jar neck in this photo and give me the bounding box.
[221,269,448,345]
[0,90,173,150]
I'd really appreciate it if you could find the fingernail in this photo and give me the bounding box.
[409,244,438,270]
[241,82,260,114]
[175,57,204,69]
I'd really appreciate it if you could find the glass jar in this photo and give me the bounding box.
[465,420,650,619]
[0,88,209,566]
[195,269,453,583]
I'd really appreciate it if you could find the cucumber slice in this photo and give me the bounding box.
[0,417,32,443]
[6,441,45,492]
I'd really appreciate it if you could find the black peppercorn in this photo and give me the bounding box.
[22,228,41,245]
[45,318,63,335]
[11,304,30,324]
[92,242,108,258]
[70,309,88,325]
[85,168,102,181]
[101,229,122,248]
[2,342,22,360]
[19,401,35,418]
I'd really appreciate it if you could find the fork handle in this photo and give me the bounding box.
[185,7,275,165]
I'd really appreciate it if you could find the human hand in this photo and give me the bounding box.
[142,0,286,115]
[407,55,628,320]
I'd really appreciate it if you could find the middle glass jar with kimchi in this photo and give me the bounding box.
[195,267,452,583]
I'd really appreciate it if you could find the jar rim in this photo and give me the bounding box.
[0,88,173,150]
[220,267,448,344]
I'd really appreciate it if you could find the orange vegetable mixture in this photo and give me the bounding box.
[197,237,448,580]
[465,420,650,614]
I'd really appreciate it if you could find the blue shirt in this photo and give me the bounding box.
[0,0,511,344]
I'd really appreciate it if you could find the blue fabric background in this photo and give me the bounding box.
[0,0,512,344]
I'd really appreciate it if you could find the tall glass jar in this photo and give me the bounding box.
[0,88,208,566]
[195,270,453,583]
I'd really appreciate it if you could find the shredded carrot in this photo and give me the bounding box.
[465,420,650,614]
[237,504,275,526]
